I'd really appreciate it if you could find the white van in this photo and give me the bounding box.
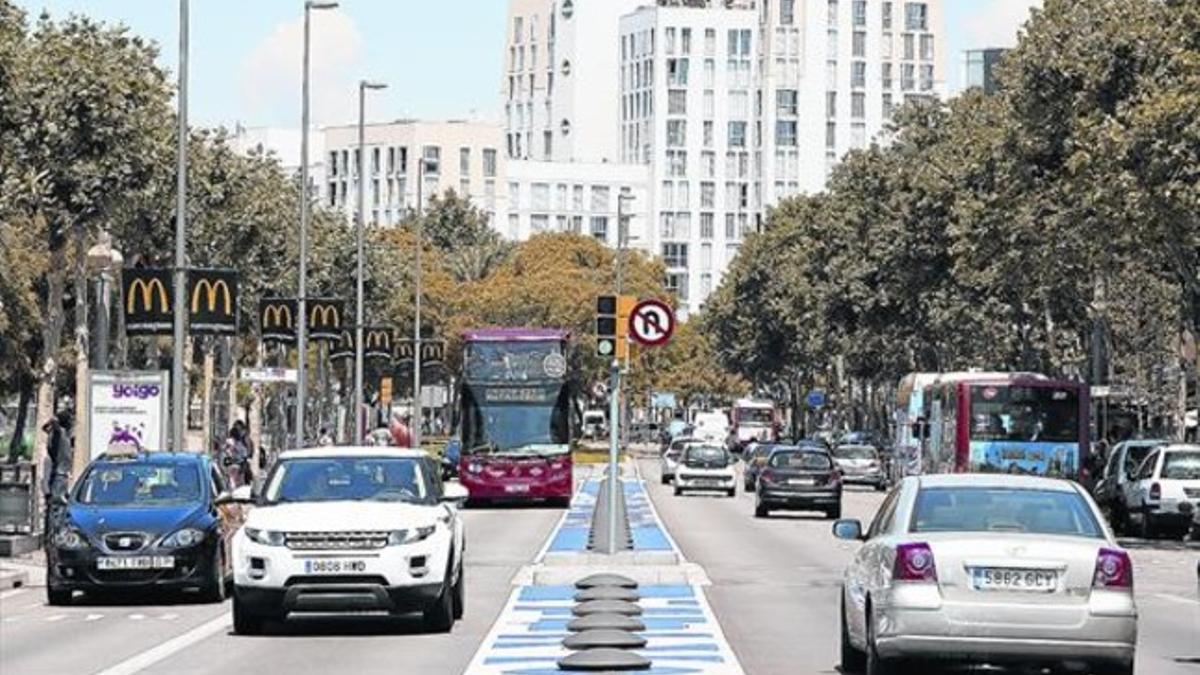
[582,410,607,439]
[692,411,730,444]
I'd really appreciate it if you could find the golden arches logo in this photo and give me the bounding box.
[366,330,391,350]
[396,342,415,360]
[191,279,233,315]
[127,278,169,314]
[309,304,340,328]
[262,304,293,329]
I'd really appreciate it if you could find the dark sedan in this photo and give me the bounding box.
[45,450,245,605]
[753,447,842,519]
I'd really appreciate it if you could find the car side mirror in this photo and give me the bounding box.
[832,519,865,541]
[441,482,469,505]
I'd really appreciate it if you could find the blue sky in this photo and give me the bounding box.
[15,0,1040,130]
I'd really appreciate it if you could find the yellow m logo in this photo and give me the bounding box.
[127,278,169,314]
[366,331,391,350]
[263,304,293,329]
[309,304,340,328]
[191,279,233,315]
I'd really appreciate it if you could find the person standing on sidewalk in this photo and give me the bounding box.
[40,409,74,540]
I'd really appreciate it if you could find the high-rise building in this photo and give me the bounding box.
[964,47,1007,95]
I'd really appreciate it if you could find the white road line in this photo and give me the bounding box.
[85,614,104,622]
[1153,593,1200,606]
[158,613,178,621]
[91,613,231,675]
[0,588,27,601]
[3,616,18,623]
[44,614,66,622]
[128,613,145,621]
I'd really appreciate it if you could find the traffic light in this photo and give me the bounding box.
[596,295,617,358]
[616,295,636,359]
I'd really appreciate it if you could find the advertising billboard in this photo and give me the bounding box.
[87,371,170,460]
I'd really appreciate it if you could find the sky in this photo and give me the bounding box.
[15,0,1042,131]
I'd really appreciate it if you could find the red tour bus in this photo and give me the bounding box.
[457,328,573,505]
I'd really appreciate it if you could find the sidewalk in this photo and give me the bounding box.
[0,549,45,590]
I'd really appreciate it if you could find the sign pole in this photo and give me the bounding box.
[607,357,620,555]
[171,0,189,453]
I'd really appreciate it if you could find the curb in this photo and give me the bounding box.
[0,567,29,590]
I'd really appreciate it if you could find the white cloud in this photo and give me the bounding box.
[239,9,364,127]
[961,0,1043,50]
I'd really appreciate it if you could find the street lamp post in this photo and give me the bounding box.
[354,80,387,444]
[606,190,635,554]
[411,156,437,450]
[297,0,339,449]
[172,0,189,453]
[86,232,123,370]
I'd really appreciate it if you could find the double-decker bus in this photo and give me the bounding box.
[457,328,573,505]
[923,374,1090,480]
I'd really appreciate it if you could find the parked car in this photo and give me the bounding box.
[834,474,1137,675]
[1120,444,1200,539]
[673,444,736,497]
[660,436,699,485]
[231,447,468,635]
[832,444,888,491]
[1093,439,1167,533]
[45,448,246,605]
[582,410,607,440]
[754,446,842,519]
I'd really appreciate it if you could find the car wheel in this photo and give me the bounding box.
[1092,661,1134,675]
[726,487,736,498]
[826,505,842,520]
[451,561,465,620]
[840,594,866,673]
[46,587,72,606]
[423,564,456,633]
[875,481,887,492]
[865,610,899,675]
[754,500,769,518]
[200,545,227,603]
[661,474,670,485]
[1139,510,1157,539]
[673,486,682,496]
[232,592,265,636]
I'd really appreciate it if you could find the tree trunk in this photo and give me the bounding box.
[200,338,215,454]
[7,374,34,463]
[249,339,264,467]
[33,231,68,490]
[72,222,90,480]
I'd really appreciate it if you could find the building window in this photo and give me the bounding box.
[704,59,715,87]
[700,212,714,239]
[827,29,838,59]
[667,58,689,86]
[853,31,866,57]
[852,92,865,119]
[883,1,893,29]
[724,213,736,239]
[903,33,915,60]
[573,184,584,210]
[853,0,867,26]
[882,62,893,88]
[665,272,688,302]
[591,185,611,212]
[665,27,676,55]
[851,122,866,148]
[700,181,714,208]
[459,147,470,176]
[423,146,441,173]
[780,0,795,25]
[920,64,934,91]
[701,151,715,178]
[544,130,553,159]
[882,32,893,58]
[826,121,836,149]
[705,28,716,56]
[703,120,714,147]
[728,121,747,148]
[667,150,688,176]
[901,63,915,90]
[531,214,549,233]
[508,182,520,208]
[590,216,608,240]
[920,34,934,61]
[826,91,837,117]
[662,243,688,268]
[669,90,687,115]
[483,149,497,177]
[371,147,381,174]
[883,92,894,116]
[905,2,928,31]
[852,61,866,88]
[531,183,550,210]
[776,121,797,147]
[827,0,838,25]
[681,28,691,55]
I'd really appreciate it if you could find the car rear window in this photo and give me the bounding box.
[911,487,1103,538]
[685,446,728,466]
[834,446,876,460]
[769,451,832,470]
[1162,451,1200,480]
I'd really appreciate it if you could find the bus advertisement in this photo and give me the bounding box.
[924,376,1090,480]
[457,328,573,504]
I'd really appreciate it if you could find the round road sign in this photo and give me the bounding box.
[629,299,675,347]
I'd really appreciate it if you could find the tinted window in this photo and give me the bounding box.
[1162,451,1200,480]
[76,463,202,506]
[969,385,1079,443]
[834,446,876,460]
[684,446,729,466]
[911,487,1103,538]
[266,457,431,505]
[768,450,832,470]
[737,408,773,424]
[1125,444,1161,475]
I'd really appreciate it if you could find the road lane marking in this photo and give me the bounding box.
[1154,593,1200,606]
[0,589,27,601]
[128,613,145,620]
[86,614,104,622]
[159,613,178,620]
[92,612,231,675]
[45,614,66,622]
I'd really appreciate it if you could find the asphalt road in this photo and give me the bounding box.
[0,503,563,675]
[637,457,1200,675]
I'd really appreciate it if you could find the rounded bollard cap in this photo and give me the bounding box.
[571,600,643,616]
[575,573,638,589]
[557,648,652,671]
[562,629,648,650]
[574,586,640,603]
[566,613,646,633]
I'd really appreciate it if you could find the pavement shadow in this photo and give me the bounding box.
[242,613,439,638]
[62,588,222,607]
[464,501,568,512]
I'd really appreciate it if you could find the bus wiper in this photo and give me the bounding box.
[467,442,500,455]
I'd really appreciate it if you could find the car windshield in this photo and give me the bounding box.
[685,446,728,466]
[911,487,1103,538]
[737,408,773,424]
[969,385,1080,442]
[834,446,876,460]
[769,451,832,470]
[1124,443,1162,474]
[266,457,430,504]
[1161,451,1200,480]
[75,462,202,506]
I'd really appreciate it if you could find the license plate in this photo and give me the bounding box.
[304,559,368,574]
[97,556,174,570]
[971,568,1058,592]
[788,478,815,486]
[504,484,531,493]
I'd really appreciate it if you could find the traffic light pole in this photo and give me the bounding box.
[606,357,620,555]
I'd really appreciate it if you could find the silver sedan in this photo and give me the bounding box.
[834,474,1137,675]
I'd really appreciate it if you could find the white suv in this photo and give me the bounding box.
[1121,444,1200,539]
[231,447,467,634]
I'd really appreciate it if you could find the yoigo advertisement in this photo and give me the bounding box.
[88,371,170,459]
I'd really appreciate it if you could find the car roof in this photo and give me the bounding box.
[94,451,206,465]
[1160,444,1200,454]
[835,444,877,450]
[916,473,1078,492]
[278,446,431,461]
[1119,439,1167,447]
[768,445,828,454]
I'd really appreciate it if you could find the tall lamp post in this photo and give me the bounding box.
[411,155,438,449]
[354,79,387,444]
[172,0,190,453]
[297,0,339,449]
[86,233,124,370]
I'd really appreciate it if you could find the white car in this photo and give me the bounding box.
[835,474,1136,675]
[832,444,887,491]
[660,436,698,485]
[230,447,468,635]
[673,445,736,498]
[1120,444,1200,539]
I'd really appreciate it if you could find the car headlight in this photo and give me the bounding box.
[160,528,206,549]
[387,525,436,546]
[53,527,88,550]
[244,527,286,547]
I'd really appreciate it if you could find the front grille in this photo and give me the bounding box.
[103,532,149,552]
[285,575,389,587]
[284,531,389,551]
[1184,488,1200,499]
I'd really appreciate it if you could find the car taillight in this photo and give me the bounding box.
[1093,548,1133,589]
[893,543,938,583]
[1149,483,1161,501]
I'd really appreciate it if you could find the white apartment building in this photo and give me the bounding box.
[620,2,760,313]
[321,120,504,227]
[505,160,650,245]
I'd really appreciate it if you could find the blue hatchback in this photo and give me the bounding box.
[45,451,245,605]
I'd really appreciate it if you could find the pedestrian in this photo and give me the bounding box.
[224,421,254,487]
[40,409,74,540]
[317,426,334,446]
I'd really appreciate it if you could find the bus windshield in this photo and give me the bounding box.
[465,341,563,382]
[736,408,773,425]
[969,385,1079,443]
[461,387,569,454]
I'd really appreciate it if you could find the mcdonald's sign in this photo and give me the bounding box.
[330,329,355,361]
[122,268,173,335]
[260,298,298,344]
[188,269,238,335]
[307,298,345,341]
[394,338,416,363]
[364,327,394,359]
[421,340,446,365]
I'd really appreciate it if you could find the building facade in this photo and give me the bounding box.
[505,160,650,246]
[964,47,1007,95]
